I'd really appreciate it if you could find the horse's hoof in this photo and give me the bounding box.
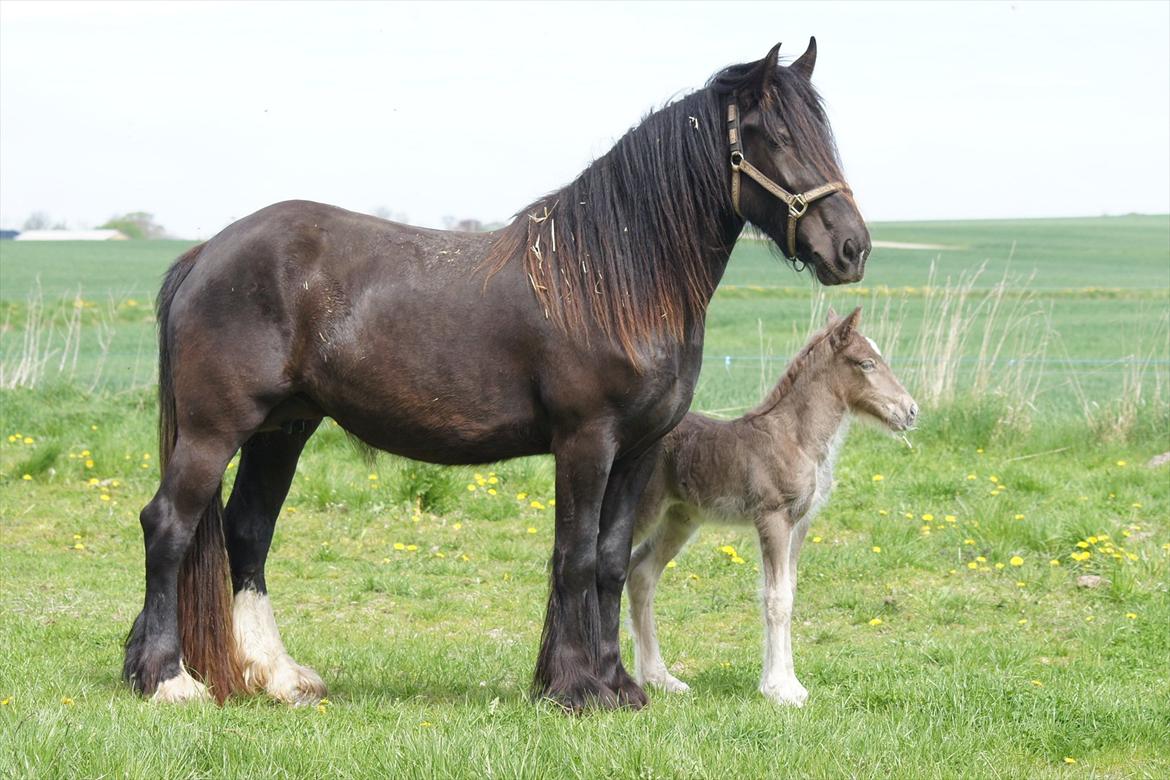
[261,656,328,706]
[608,668,650,710]
[151,665,213,704]
[538,677,618,713]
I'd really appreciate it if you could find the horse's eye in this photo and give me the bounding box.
[859,360,876,372]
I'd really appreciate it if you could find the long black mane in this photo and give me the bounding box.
[484,55,843,362]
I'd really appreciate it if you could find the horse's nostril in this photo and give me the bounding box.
[841,237,857,265]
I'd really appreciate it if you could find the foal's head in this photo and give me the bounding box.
[713,39,871,285]
[824,307,917,431]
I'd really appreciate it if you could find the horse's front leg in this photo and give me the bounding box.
[756,510,808,706]
[596,443,662,709]
[533,425,617,711]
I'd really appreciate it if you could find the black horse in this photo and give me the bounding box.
[124,39,870,711]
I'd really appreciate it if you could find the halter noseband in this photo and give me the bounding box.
[726,101,850,259]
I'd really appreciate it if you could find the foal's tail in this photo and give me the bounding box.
[157,243,245,703]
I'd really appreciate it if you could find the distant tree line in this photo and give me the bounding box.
[21,210,168,239]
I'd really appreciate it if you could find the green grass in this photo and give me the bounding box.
[1,217,1169,778]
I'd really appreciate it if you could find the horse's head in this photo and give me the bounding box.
[825,307,917,431]
[721,39,870,285]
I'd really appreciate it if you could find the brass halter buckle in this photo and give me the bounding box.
[788,194,808,219]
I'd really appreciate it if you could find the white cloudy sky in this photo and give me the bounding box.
[1,0,1167,238]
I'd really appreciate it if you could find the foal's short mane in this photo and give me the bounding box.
[482,57,842,363]
[744,321,838,420]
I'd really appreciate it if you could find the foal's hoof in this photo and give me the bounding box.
[760,678,809,708]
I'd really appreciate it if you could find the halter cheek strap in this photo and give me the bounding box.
[727,101,850,259]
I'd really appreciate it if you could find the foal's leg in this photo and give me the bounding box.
[224,424,326,706]
[124,435,239,702]
[626,505,699,692]
[596,445,661,708]
[533,426,617,711]
[756,511,808,706]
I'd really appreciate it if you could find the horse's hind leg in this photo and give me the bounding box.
[224,424,326,706]
[124,433,242,703]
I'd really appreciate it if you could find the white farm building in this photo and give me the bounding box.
[14,229,128,241]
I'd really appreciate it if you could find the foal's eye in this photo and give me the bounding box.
[859,360,876,372]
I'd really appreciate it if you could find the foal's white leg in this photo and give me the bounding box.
[626,506,698,693]
[757,512,808,706]
[232,589,327,706]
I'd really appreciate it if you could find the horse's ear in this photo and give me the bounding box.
[830,306,862,350]
[791,36,817,80]
[751,42,783,96]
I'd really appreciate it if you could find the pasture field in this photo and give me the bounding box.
[1,215,1168,778]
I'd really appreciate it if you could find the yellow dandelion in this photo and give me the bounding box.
[666,561,677,569]
[1010,556,1024,566]
[381,557,390,564]
[405,544,418,552]
[487,488,497,495]
[812,536,823,543]
[1049,559,1060,566]
[975,556,987,563]
[921,513,934,521]
[868,617,883,626]
[871,474,884,482]
[516,492,528,500]
[871,546,881,553]
[994,562,1005,570]
[0,696,11,705]
[23,437,33,444]
[100,494,110,502]
[548,499,555,507]
[487,476,498,485]
[976,448,984,454]
[453,523,462,530]
[720,545,737,556]
[945,515,957,522]
[964,539,975,545]
[530,500,545,510]
[1076,541,1090,549]
[1115,460,1126,467]
[1016,581,1026,587]
[1030,680,1043,687]
[1014,514,1025,520]
[966,474,977,481]
[967,562,978,570]
[61,697,74,705]
[527,527,537,534]
[22,474,32,481]
[460,554,470,562]
[1063,757,1077,765]
[731,556,745,564]
[1125,612,1137,620]
[878,509,889,516]
[688,573,700,581]
[1130,502,1141,509]
[368,473,378,481]
[73,543,85,551]
[393,542,405,551]
[988,475,999,483]
[466,484,477,492]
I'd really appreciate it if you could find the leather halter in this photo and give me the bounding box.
[726,101,850,259]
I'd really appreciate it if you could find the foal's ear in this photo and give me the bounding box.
[791,37,817,81]
[830,306,862,350]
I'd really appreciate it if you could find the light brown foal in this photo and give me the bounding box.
[627,307,917,706]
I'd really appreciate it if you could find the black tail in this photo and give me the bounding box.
[154,243,244,702]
